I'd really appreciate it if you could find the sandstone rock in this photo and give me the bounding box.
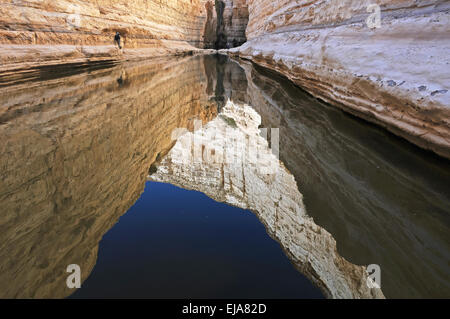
[0,0,248,69]
[0,0,211,69]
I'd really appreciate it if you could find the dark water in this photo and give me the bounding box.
[70,182,322,298]
[0,54,448,298]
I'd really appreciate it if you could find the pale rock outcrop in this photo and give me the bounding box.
[150,100,385,299]
[227,0,450,159]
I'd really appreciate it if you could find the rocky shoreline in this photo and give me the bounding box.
[0,42,216,79]
[221,0,450,159]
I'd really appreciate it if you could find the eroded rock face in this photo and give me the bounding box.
[228,0,450,159]
[0,0,249,68]
[215,0,249,48]
[0,55,218,298]
[0,0,219,69]
[234,57,450,299]
[150,100,385,299]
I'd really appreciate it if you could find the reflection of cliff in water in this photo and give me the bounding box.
[151,55,450,298]
[0,54,448,299]
[0,56,219,298]
[150,100,384,298]
[232,58,450,299]
[202,54,248,111]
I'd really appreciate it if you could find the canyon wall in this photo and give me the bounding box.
[0,0,210,70]
[0,0,249,70]
[2,0,448,158]
[228,0,450,159]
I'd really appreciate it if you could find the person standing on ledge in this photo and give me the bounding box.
[114,32,122,49]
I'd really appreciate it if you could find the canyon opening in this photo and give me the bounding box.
[0,0,449,307]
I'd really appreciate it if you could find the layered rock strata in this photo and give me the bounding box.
[227,0,450,159]
[149,100,385,299]
[214,0,249,48]
[0,0,249,70]
[0,55,218,298]
[0,0,217,70]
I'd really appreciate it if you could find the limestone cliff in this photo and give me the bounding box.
[0,0,211,70]
[0,55,218,298]
[0,0,249,69]
[150,100,385,299]
[227,0,450,159]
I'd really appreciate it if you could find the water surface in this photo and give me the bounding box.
[70,182,323,298]
[0,54,448,298]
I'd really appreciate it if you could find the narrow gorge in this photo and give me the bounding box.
[0,0,449,300]
[0,0,249,69]
[1,0,448,158]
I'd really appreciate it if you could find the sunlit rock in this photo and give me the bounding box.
[0,0,249,69]
[227,0,450,159]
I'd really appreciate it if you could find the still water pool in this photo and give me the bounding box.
[0,54,448,298]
